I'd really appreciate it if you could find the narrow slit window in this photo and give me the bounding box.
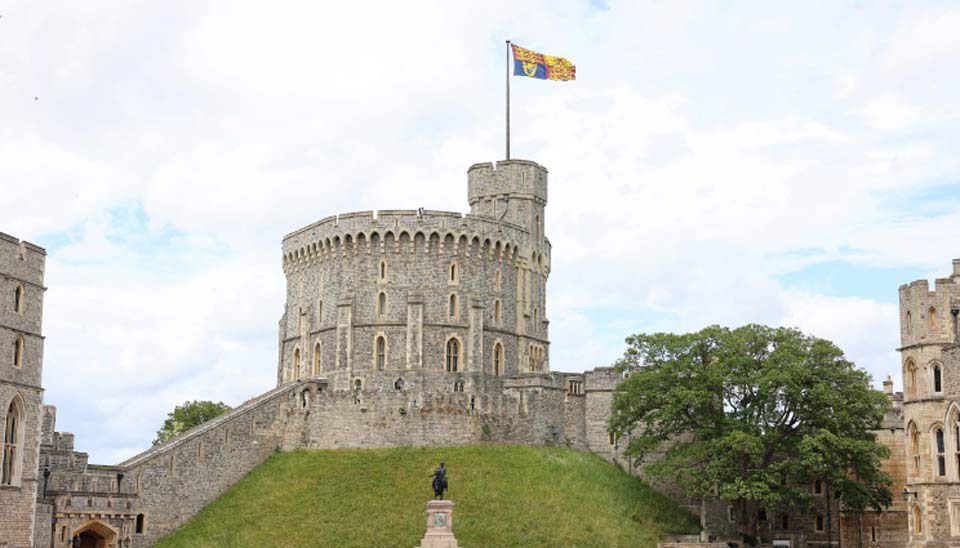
[449,294,457,318]
[376,336,386,370]
[13,336,23,368]
[14,285,23,314]
[934,365,942,393]
[378,292,387,317]
[937,428,946,476]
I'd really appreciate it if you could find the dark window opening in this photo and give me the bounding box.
[935,366,943,393]
[136,514,145,534]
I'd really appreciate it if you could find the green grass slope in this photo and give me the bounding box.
[153,445,698,548]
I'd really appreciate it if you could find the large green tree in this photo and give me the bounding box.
[609,324,892,545]
[154,400,231,445]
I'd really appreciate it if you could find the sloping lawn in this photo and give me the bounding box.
[153,445,698,548]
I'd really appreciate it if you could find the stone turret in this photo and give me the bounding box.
[467,159,548,249]
[897,259,960,545]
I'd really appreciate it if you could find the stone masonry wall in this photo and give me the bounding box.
[105,383,304,548]
[0,232,45,548]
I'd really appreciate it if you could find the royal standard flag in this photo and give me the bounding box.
[512,44,576,81]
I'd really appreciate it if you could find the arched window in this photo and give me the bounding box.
[2,398,23,486]
[380,260,387,280]
[446,338,459,372]
[353,379,362,404]
[293,348,301,381]
[929,307,938,331]
[13,336,23,369]
[313,342,322,376]
[450,263,457,283]
[906,310,912,334]
[952,408,960,480]
[494,300,502,325]
[136,514,145,534]
[375,336,386,370]
[493,343,503,376]
[495,269,502,291]
[934,364,943,393]
[394,378,404,391]
[378,292,387,317]
[317,301,323,325]
[936,427,946,476]
[914,504,924,536]
[910,422,920,476]
[14,284,23,314]
[907,359,919,398]
[453,380,464,392]
[449,294,458,319]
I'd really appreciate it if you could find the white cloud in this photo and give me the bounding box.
[1,1,956,461]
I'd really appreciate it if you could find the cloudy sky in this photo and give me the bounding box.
[2,1,959,463]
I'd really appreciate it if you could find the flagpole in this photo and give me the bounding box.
[505,39,511,160]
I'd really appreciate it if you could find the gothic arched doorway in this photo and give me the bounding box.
[72,519,118,548]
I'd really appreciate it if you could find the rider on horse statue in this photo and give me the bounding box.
[431,462,448,500]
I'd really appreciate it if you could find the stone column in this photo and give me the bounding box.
[336,291,354,389]
[468,297,484,373]
[416,500,460,548]
[406,291,424,369]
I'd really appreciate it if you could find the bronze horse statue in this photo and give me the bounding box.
[431,462,448,499]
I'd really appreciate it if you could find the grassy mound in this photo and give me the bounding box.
[154,445,699,548]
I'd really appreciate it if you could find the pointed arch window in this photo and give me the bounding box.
[493,342,504,377]
[377,292,388,317]
[907,359,919,398]
[934,364,943,393]
[494,300,502,325]
[495,268,502,292]
[449,294,458,319]
[14,284,23,314]
[929,307,938,331]
[380,260,387,280]
[906,310,913,334]
[376,336,386,370]
[910,422,920,477]
[936,427,946,476]
[914,504,924,536]
[2,399,23,485]
[13,336,23,369]
[449,262,459,284]
[313,342,322,376]
[293,348,301,381]
[446,338,459,372]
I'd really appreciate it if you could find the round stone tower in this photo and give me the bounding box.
[898,259,960,545]
[278,160,551,397]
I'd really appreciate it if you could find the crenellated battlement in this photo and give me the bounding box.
[281,209,550,275]
[467,159,548,205]
[898,260,960,348]
[0,231,46,287]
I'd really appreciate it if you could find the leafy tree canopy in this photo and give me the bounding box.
[609,324,892,543]
[154,400,232,446]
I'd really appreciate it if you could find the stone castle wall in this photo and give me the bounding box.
[0,232,46,548]
[898,261,960,546]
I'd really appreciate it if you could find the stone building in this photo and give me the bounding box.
[0,233,46,548]
[0,159,942,547]
[898,260,960,546]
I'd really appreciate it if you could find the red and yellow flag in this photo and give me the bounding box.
[511,44,576,81]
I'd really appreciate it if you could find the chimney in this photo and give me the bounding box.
[883,376,894,396]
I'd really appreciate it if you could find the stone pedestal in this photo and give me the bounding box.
[416,499,461,548]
